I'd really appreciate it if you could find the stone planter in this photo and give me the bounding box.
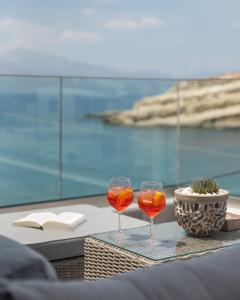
[173,188,229,237]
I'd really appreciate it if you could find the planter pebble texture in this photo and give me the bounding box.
[174,187,229,237]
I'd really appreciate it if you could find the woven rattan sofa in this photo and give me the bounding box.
[1,234,240,300]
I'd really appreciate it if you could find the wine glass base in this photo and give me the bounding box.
[116,230,124,244]
[148,237,157,248]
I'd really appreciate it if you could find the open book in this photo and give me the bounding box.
[13,212,86,231]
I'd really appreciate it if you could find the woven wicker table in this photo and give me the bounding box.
[84,221,240,280]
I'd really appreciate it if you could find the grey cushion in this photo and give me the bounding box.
[2,244,240,300]
[0,235,56,280]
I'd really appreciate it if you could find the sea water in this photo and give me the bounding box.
[0,77,239,206]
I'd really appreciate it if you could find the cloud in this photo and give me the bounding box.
[104,16,163,30]
[79,8,96,16]
[0,18,103,53]
[62,30,103,43]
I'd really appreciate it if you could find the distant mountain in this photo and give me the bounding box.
[128,69,171,79]
[0,48,171,78]
[1,48,234,79]
[0,49,125,77]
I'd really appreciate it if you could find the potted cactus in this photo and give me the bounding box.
[174,177,229,237]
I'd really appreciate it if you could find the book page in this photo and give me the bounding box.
[13,212,56,227]
[55,212,85,225]
[43,212,86,230]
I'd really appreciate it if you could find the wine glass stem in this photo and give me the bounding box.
[118,212,122,232]
[150,217,154,239]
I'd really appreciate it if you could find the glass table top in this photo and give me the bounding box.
[91,221,240,261]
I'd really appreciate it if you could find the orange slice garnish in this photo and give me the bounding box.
[153,191,165,207]
[117,188,133,206]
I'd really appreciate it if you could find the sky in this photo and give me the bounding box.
[0,0,240,77]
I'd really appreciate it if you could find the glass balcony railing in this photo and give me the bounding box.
[178,79,240,196]
[0,75,239,207]
[0,76,60,206]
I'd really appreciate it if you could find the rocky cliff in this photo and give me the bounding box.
[104,73,240,128]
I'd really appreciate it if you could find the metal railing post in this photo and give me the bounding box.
[176,80,181,187]
[59,76,63,199]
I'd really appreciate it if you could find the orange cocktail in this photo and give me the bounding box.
[138,181,166,239]
[107,187,133,213]
[107,177,133,232]
[138,190,166,218]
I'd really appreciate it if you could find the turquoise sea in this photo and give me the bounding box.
[0,77,239,206]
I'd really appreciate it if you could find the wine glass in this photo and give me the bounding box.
[138,181,166,239]
[107,177,134,232]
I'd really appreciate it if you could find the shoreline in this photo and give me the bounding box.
[98,78,240,129]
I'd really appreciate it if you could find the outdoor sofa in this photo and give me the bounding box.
[0,234,240,300]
